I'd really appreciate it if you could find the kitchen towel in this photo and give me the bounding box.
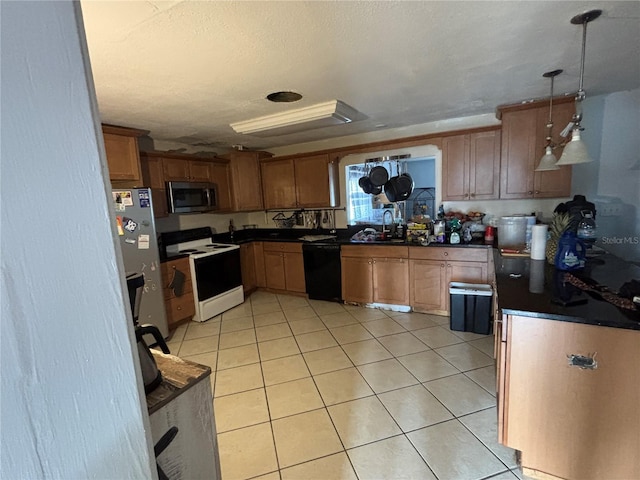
[169,268,186,297]
[530,224,548,260]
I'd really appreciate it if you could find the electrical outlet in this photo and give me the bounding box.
[599,204,623,216]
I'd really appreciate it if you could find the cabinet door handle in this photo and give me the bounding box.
[568,353,598,370]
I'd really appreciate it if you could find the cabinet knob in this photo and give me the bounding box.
[464,193,469,198]
[172,265,176,270]
[177,306,182,311]
[534,190,540,194]
[443,252,448,256]
[373,260,376,264]
[528,191,533,195]
[441,263,445,268]
[470,193,475,198]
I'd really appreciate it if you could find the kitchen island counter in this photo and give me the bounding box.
[493,249,640,331]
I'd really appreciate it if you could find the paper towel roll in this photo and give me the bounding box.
[530,224,548,260]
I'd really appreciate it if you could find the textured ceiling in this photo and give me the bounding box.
[81,1,640,153]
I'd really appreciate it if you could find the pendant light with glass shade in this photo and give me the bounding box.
[535,69,563,171]
[556,9,602,166]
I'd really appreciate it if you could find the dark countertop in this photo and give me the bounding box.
[494,249,640,330]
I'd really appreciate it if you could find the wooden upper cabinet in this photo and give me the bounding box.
[498,97,573,199]
[261,159,297,209]
[223,151,271,212]
[261,153,340,209]
[209,161,233,212]
[139,153,168,217]
[163,157,213,183]
[442,129,500,201]
[295,154,339,207]
[102,124,147,183]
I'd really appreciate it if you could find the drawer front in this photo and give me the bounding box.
[162,278,193,300]
[409,246,489,262]
[341,245,408,259]
[161,257,191,278]
[165,294,195,323]
[262,241,302,254]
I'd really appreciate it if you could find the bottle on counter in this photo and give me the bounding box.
[229,219,235,242]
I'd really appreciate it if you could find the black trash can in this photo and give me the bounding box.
[449,282,493,334]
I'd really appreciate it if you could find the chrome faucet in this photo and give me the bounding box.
[382,209,394,235]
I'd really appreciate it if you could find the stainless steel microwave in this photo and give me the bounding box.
[166,181,217,213]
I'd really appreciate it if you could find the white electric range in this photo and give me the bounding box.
[163,228,243,322]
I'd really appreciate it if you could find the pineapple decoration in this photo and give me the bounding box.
[546,212,570,264]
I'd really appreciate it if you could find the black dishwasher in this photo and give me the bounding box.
[302,242,342,302]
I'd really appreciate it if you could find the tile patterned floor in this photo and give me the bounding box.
[167,291,527,480]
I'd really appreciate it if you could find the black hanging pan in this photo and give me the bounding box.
[368,166,389,187]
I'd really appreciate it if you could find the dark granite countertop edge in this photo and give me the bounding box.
[500,307,640,330]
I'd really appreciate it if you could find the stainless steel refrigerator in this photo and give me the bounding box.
[112,187,169,338]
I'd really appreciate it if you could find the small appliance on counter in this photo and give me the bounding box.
[127,272,170,394]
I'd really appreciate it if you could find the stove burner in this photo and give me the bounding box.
[179,249,198,253]
[206,244,230,249]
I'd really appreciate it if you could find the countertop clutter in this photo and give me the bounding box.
[494,250,640,330]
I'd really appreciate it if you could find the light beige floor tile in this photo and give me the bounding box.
[180,351,218,371]
[347,435,437,480]
[357,358,418,393]
[168,323,188,343]
[429,315,451,326]
[278,295,310,309]
[308,300,347,316]
[350,308,389,322]
[218,422,278,480]
[329,324,374,345]
[450,329,491,342]
[222,302,253,320]
[272,409,342,468]
[178,335,218,356]
[361,317,406,337]
[408,419,505,480]
[283,305,317,321]
[253,310,287,327]
[412,326,466,348]
[468,336,496,357]
[256,322,292,342]
[165,337,183,354]
[486,472,520,479]
[281,452,357,480]
[303,346,353,375]
[266,377,324,419]
[252,472,281,480]
[216,343,260,371]
[262,354,310,386]
[184,319,220,340]
[377,332,430,357]
[465,365,497,396]
[218,328,256,350]
[215,363,263,397]
[388,312,440,330]
[288,317,326,335]
[511,467,536,480]
[435,342,494,371]
[320,311,359,328]
[314,367,374,405]
[258,336,301,361]
[214,388,269,432]
[328,396,402,448]
[220,315,254,333]
[252,301,283,316]
[398,350,460,382]
[459,407,518,469]
[341,339,393,365]
[378,384,454,432]
[295,330,338,352]
[424,374,496,417]
[250,291,279,304]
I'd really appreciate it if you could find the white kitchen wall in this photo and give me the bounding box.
[575,89,640,262]
[1,2,156,478]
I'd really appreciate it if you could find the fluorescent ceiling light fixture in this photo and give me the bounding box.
[230,100,359,137]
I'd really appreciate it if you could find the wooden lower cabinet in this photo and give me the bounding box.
[160,257,195,329]
[498,315,640,480]
[409,247,489,315]
[240,242,257,294]
[262,243,305,293]
[341,246,408,305]
[253,242,266,288]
